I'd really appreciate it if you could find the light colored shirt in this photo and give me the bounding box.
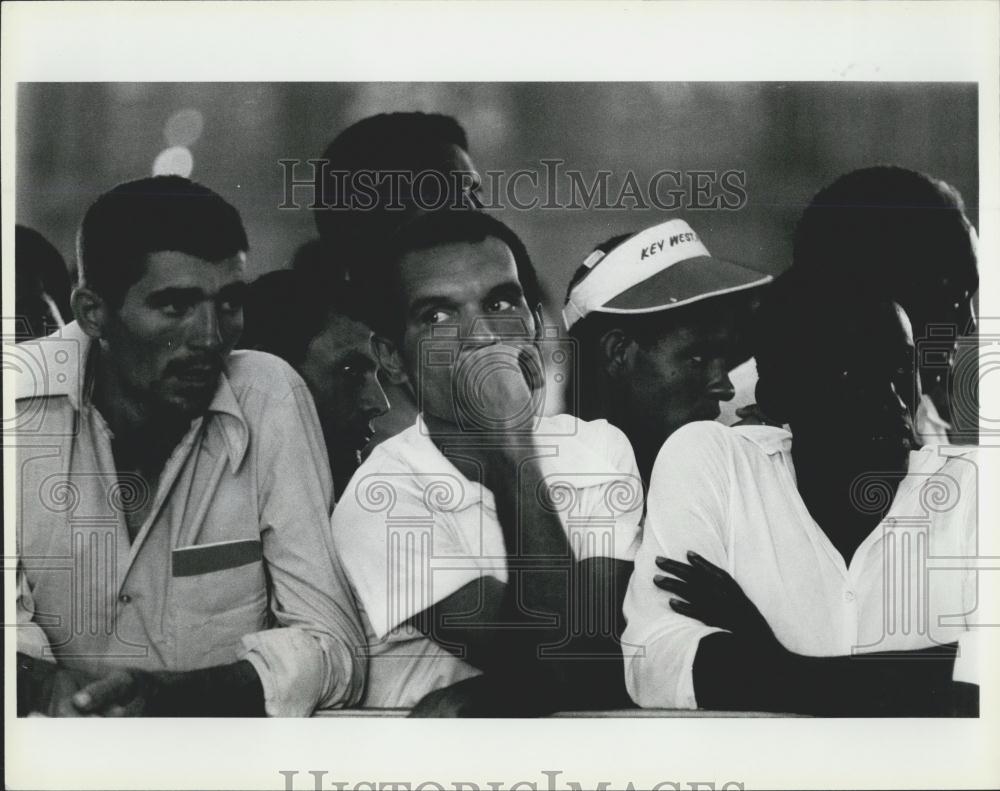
[332,414,644,708]
[14,322,366,716]
[622,420,980,709]
[717,356,758,427]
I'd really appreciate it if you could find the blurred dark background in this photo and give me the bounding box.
[17,82,978,314]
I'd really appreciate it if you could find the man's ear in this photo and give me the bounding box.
[372,334,408,386]
[599,328,632,379]
[70,287,108,339]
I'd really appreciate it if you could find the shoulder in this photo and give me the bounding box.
[664,420,789,460]
[910,444,980,492]
[14,322,89,403]
[540,414,635,466]
[224,349,309,401]
[658,420,737,460]
[650,421,790,492]
[331,426,430,526]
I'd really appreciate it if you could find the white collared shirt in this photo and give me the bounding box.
[14,322,367,715]
[622,421,980,709]
[332,414,644,708]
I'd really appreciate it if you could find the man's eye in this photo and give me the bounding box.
[218,298,243,313]
[162,301,193,317]
[488,299,514,312]
[688,354,705,365]
[426,310,451,324]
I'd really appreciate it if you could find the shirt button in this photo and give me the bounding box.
[119,593,132,604]
[844,590,856,602]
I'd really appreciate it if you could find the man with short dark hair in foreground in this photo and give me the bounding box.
[16,176,366,716]
[332,209,643,714]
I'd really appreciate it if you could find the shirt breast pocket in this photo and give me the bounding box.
[170,539,269,668]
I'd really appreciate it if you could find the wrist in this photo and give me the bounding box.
[17,652,58,715]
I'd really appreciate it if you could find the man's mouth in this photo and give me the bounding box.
[358,424,376,449]
[170,361,221,387]
[342,421,376,453]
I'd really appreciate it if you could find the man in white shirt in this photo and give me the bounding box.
[332,209,644,714]
[623,265,980,715]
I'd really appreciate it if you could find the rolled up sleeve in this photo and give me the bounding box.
[253,380,367,715]
[16,566,53,660]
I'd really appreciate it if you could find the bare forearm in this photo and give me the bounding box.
[692,633,975,716]
[491,453,575,675]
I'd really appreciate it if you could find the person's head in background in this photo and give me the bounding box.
[563,218,771,485]
[360,209,544,435]
[16,225,72,340]
[754,264,921,478]
[240,265,388,497]
[793,166,979,442]
[310,112,481,286]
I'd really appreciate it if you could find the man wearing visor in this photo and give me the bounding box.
[562,217,771,487]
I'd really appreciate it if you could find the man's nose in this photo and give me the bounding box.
[362,372,390,418]
[886,379,915,416]
[707,363,736,402]
[467,314,532,344]
[187,303,224,351]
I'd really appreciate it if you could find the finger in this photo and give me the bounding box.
[668,599,702,620]
[654,556,697,581]
[120,695,148,717]
[686,552,731,583]
[518,345,545,393]
[652,575,691,599]
[73,672,134,713]
[53,695,86,718]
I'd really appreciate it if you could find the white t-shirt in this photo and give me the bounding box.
[622,421,981,709]
[332,414,644,708]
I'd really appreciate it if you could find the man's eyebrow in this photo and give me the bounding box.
[486,280,524,300]
[217,281,248,298]
[146,286,205,305]
[408,295,459,319]
[336,349,378,369]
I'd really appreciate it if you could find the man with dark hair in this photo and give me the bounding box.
[312,111,479,277]
[563,218,771,486]
[15,225,73,340]
[622,265,980,715]
[15,176,366,717]
[240,268,389,497]
[308,112,483,452]
[331,209,643,714]
[793,166,980,443]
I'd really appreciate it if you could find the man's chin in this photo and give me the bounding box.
[156,387,216,422]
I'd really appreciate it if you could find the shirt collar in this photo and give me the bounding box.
[398,413,628,511]
[733,424,793,455]
[16,321,249,471]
